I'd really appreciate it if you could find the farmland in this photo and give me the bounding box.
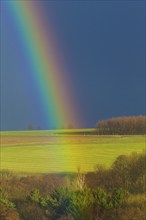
[0,130,145,173]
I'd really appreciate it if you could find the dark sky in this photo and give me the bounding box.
[1,1,145,130]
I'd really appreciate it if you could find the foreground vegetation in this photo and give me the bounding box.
[0,152,145,220]
[1,132,145,173]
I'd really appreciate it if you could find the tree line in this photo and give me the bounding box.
[96,115,146,135]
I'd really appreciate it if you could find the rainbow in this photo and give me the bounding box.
[7,0,81,129]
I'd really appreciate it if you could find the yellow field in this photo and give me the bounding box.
[0,130,145,173]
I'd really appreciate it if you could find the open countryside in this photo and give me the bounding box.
[1,130,145,173]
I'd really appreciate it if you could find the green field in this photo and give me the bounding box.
[0,130,145,173]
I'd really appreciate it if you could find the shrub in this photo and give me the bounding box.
[0,188,20,220]
[86,152,146,194]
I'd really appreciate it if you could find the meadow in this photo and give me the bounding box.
[0,130,145,173]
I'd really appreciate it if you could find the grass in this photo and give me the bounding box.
[0,129,145,173]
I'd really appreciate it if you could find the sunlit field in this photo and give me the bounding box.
[1,130,145,173]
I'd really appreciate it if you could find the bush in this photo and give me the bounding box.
[86,152,146,194]
[0,188,20,220]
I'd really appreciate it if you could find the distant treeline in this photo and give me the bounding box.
[96,116,146,135]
